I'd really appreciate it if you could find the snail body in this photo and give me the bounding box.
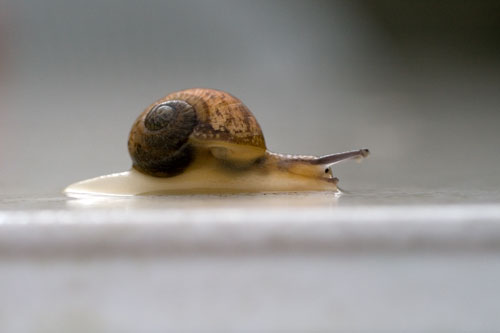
[65,88,369,196]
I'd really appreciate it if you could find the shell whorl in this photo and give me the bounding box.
[161,88,266,149]
[128,88,267,177]
[128,100,197,177]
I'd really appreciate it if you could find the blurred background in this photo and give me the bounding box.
[2,3,500,331]
[1,0,499,195]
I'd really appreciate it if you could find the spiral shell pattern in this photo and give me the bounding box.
[128,88,266,177]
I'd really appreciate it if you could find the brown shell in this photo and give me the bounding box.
[128,88,267,177]
[157,88,266,149]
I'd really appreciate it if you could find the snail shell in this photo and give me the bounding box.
[128,88,266,177]
[64,88,369,196]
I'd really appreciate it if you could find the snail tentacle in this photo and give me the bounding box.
[309,149,370,166]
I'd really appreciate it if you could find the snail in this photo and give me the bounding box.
[64,88,369,196]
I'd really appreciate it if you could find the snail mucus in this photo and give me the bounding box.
[64,88,369,196]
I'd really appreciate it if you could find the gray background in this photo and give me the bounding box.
[2,3,500,331]
[1,0,500,195]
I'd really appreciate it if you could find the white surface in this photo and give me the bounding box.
[1,191,500,332]
[2,204,500,255]
[3,254,500,332]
